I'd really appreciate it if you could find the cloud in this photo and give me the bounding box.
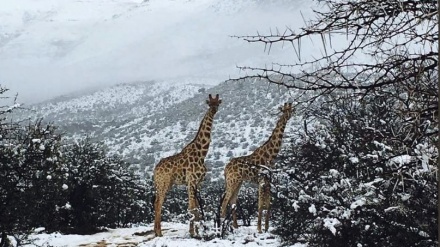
[0,0,322,104]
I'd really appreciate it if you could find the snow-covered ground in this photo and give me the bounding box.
[25,222,306,247]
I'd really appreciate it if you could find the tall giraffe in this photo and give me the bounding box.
[219,103,294,233]
[153,94,222,237]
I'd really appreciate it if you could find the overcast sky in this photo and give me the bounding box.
[0,0,324,104]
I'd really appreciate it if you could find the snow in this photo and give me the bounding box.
[323,218,341,235]
[400,193,411,201]
[373,141,392,151]
[384,206,400,213]
[64,202,72,210]
[329,169,339,177]
[341,210,351,219]
[6,103,21,112]
[349,157,359,164]
[308,204,317,216]
[415,143,435,172]
[350,198,366,209]
[390,155,412,165]
[34,227,45,234]
[292,200,300,212]
[361,178,383,188]
[420,153,431,172]
[26,222,285,247]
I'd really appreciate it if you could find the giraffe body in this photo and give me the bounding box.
[219,103,294,232]
[153,94,222,237]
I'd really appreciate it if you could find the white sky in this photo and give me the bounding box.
[0,0,321,104]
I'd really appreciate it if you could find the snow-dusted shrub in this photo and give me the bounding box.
[271,92,437,246]
[234,184,259,227]
[60,138,152,234]
[0,118,64,245]
[0,109,152,239]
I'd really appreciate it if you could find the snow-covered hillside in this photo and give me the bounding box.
[16,77,302,178]
[0,0,313,104]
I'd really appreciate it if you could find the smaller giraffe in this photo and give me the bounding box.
[153,94,222,237]
[257,169,271,233]
[219,103,294,232]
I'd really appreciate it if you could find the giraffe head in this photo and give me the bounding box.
[206,94,222,113]
[279,102,295,120]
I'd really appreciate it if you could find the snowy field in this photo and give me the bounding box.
[25,222,306,247]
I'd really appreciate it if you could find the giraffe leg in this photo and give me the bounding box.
[230,184,241,229]
[188,184,200,237]
[257,207,263,234]
[154,187,167,237]
[193,184,202,225]
[220,190,232,220]
[153,172,172,237]
[264,208,270,232]
[257,186,264,233]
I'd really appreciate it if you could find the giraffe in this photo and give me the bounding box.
[219,103,294,233]
[153,94,222,237]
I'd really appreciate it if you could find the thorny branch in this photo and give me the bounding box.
[232,0,438,144]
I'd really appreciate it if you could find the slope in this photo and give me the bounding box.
[18,78,301,178]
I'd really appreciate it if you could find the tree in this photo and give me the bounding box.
[237,0,437,124]
[60,138,152,234]
[233,0,438,245]
[272,93,436,246]
[0,86,65,246]
[0,86,153,244]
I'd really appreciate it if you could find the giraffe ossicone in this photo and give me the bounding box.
[153,94,222,237]
[219,102,294,233]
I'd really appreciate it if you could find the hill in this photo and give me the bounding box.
[16,77,300,178]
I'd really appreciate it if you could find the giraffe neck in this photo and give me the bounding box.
[251,113,289,163]
[184,107,216,157]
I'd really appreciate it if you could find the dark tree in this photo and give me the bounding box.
[0,86,64,246]
[272,93,436,246]
[0,86,154,244]
[60,138,152,234]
